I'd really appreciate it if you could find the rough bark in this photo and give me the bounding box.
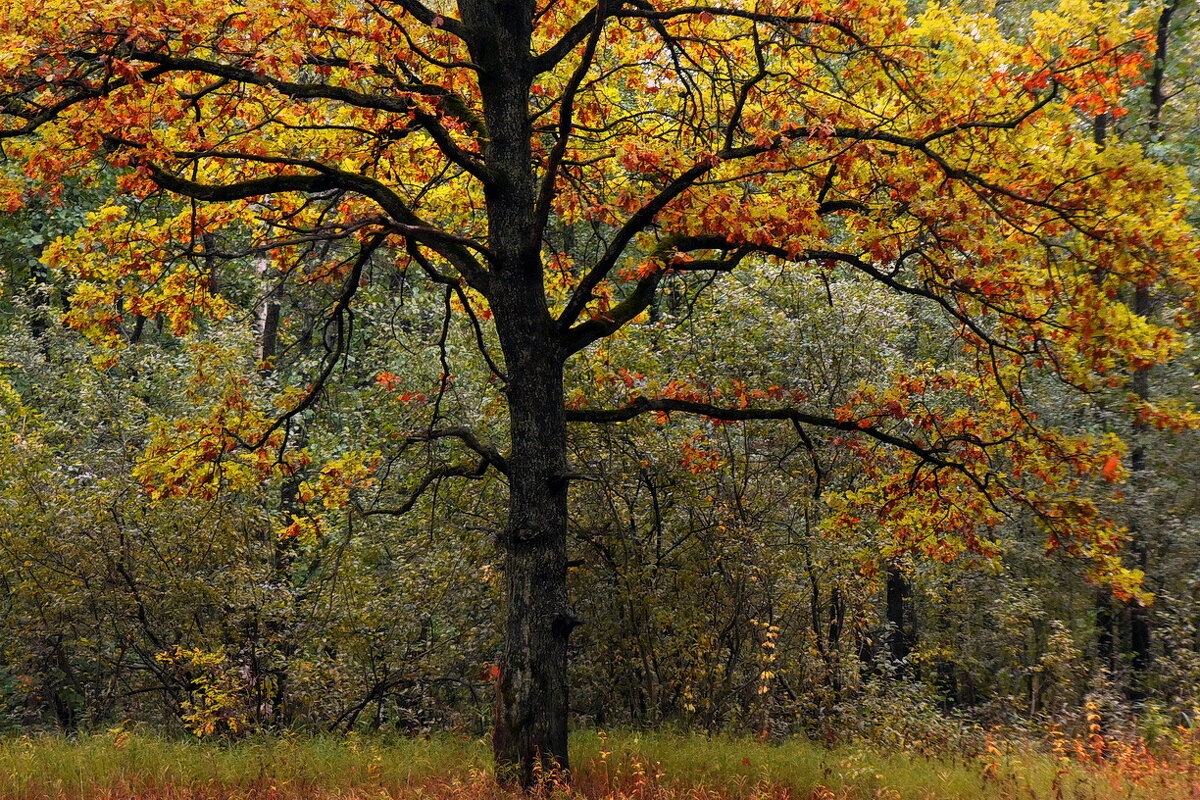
[458,0,575,785]
[491,323,573,785]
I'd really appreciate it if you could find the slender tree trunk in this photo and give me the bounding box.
[1096,588,1116,672]
[886,564,912,668]
[1128,286,1152,702]
[255,255,280,371]
[1122,0,1177,703]
[27,227,49,340]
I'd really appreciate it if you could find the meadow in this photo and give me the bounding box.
[2,728,1196,800]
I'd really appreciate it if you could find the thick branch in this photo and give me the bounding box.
[566,397,991,494]
[390,0,470,40]
[563,273,661,355]
[1148,0,1177,140]
[143,162,336,201]
[410,108,493,184]
[140,157,493,294]
[532,1,619,73]
[128,52,434,114]
[557,159,719,329]
[563,241,752,354]
[0,64,173,137]
[84,51,490,188]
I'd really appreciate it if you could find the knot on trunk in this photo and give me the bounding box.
[550,610,580,640]
[550,469,595,489]
[505,523,541,545]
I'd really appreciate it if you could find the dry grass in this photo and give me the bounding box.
[0,729,1197,800]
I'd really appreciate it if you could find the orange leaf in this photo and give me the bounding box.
[1101,454,1120,483]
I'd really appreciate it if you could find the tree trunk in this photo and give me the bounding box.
[1096,588,1115,672]
[1128,287,1152,703]
[492,322,573,786]
[457,0,573,785]
[886,564,912,668]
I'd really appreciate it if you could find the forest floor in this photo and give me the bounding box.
[0,729,1196,800]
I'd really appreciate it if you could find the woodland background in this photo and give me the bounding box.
[0,0,1197,762]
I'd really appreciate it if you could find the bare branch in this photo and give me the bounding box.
[617,3,871,50]
[230,231,390,452]
[409,244,509,382]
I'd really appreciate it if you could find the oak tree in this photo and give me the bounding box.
[2,0,1198,785]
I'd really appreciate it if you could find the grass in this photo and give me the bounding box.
[0,732,484,797]
[0,729,1195,800]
